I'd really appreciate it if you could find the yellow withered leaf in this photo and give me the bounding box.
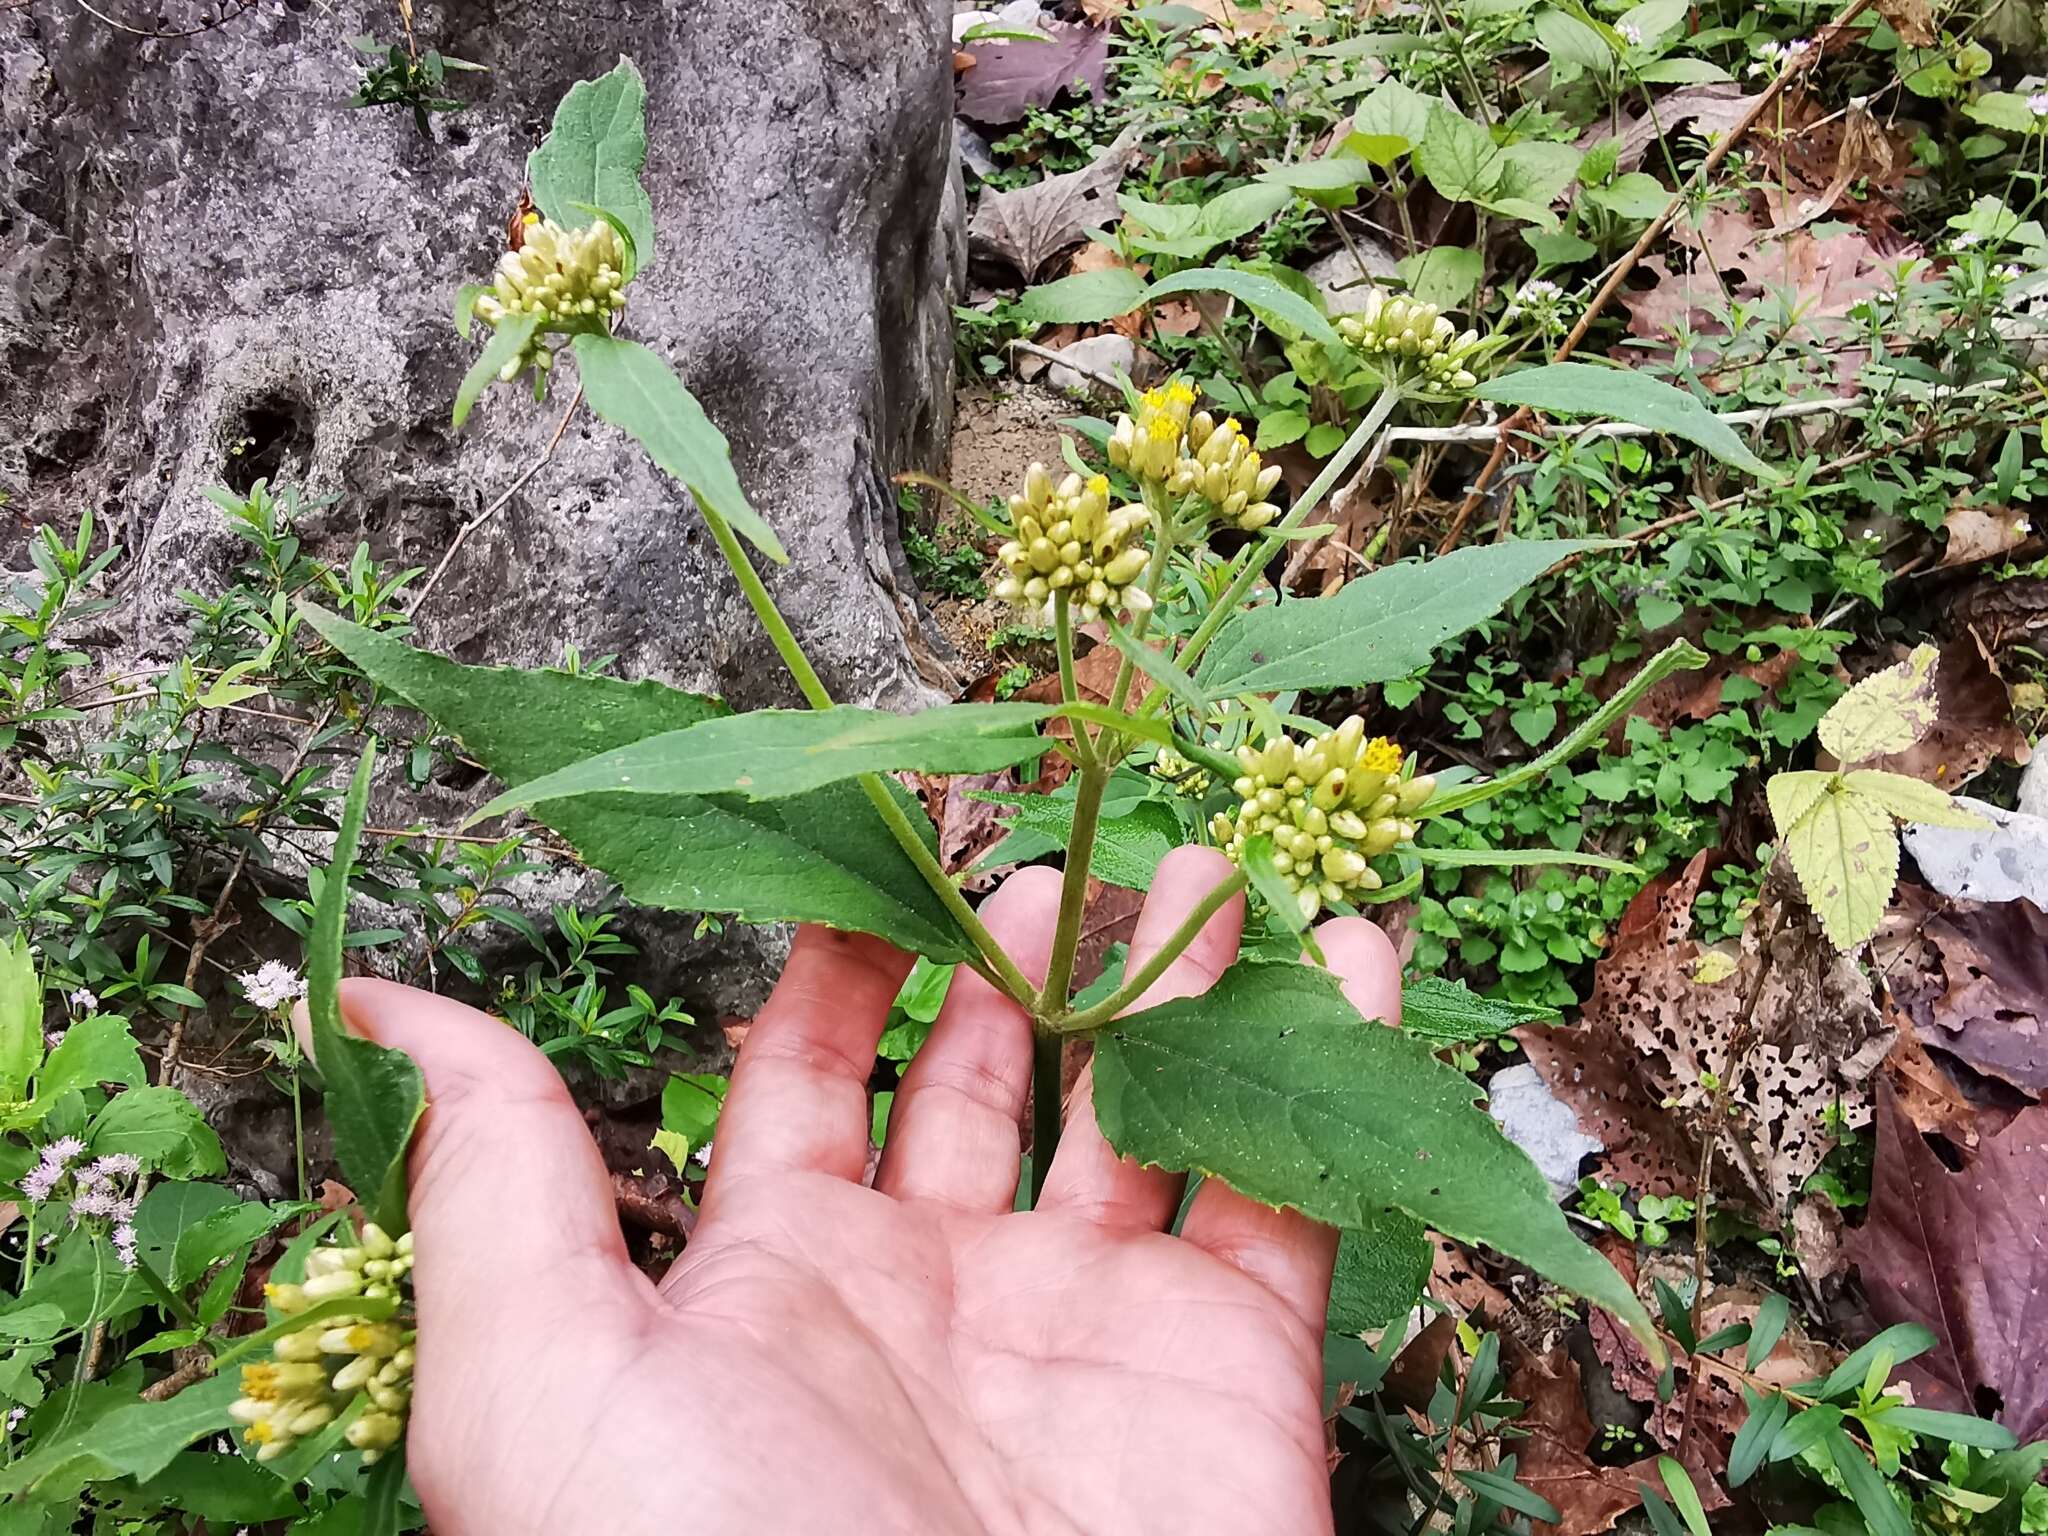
[1839,770,1989,829]
[1816,643,1941,764]
[1782,782,1900,950]
[1766,769,1834,840]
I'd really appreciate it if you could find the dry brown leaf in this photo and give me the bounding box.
[1506,1346,1650,1536]
[1078,0,1130,19]
[1186,0,1326,39]
[1578,85,1754,174]
[1875,0,1936,46]
[1521,855,1884,1214]
[1878,1006,1987,1149]
[968,125,1145,279]
[1875,883,2048,1098]
[1941,504,2033,568]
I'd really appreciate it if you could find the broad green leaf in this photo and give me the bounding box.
[88,1087,225,1178]
[451,312,538,430]
[0,1374,240,1498]
[124,1452,306,1523]
[34,1013,145,1106]
[573,333,788,565]
[170,1201,291,1291]
[1400,978,1556,1045]
[302,607,977,961]
[1963,91,2038,134]
[1638,57,1734,82]
[470,703,1053,819]
[1588,171,1675,220]
[526,57,657,270]
[1120,193,1202,239]
[1818,644,1941,762]
[1200,182,1293,239]
[1417,106,1501,203]
[1093,958,1659,1355]
[0,932,43,1102]
[1328,1209,1432,1332]
[1258,156,1377,192]
[1781,782,1899,950]
[1395,246,1482,307]
[1472,362,1779,479]
[1535,6,1612,73]
[1147,268,1342,349]
[659,1072,728,1157]
[1841,771,1987,828]
[308,746,425,1234]
[976,793,1181,890]
[1348,80,1431,161]
[1197,539,1603,697]
[1015,267,1150,326]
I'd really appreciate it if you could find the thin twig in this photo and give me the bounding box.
[1393,396,1856,448]
[408,386,584,616]
[1434,0,1877,555]
[69,0,257,38]
[1007,339,1129,397]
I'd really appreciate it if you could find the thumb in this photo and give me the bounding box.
[296,978,640,1330]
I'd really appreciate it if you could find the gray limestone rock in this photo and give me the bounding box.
[2,0,963,713]
[2,0,966,1045]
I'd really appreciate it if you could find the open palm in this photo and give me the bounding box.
[332,848,1401,1535]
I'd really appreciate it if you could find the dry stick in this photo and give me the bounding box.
[1006,339,1129,397]
[408,386,585,617]
[1433,0,1877,556]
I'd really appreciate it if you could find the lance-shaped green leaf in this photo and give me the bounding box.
[1198,539,1607,698]
[1015,267,1151,326]
[309,746,425,1235]
[1147,267,1343,349]
[452,312,538,429]
[573,333,787,565]
[302,607,977,961]
[1471,362,1780,479]
[1411,846,1641,874]
[1092,957,1659,1355]
[0,931,42,1104]
[470,702,1053,819]
[1239,836,1325,962]
[526,57,657,269]
[1399,978,1557,1046]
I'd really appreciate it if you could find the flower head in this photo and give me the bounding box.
[111,1223,138,1271]
[2029,90,2048,118]
[1617,20,1643,45]
[238,960,307,1012]
[466,216,631,387]
[1168,415,1285,532]
[1209,719,1436,921]
[66,988,98,1013]
[990,465,1153,624]
[1335,288,1482,392]
[1107,381,1199,484]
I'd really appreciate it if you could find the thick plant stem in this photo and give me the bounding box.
[1053,868,1248,1033]
[1038,762,1109,1015]
[1031,1028,1061,1205]
[698,505,1037,1007]
[1145,382,1402,707]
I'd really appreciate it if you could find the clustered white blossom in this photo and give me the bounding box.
[19,1141,141,1269]
[2029,90,2048,118]
[66,988,98,1014]
[1335,288,1484,392]
[469,217,630,383]
[238,960,308,1012]
[1616,20,1643,45]
[1747,36,1813,76]
[231,1223,415,1464]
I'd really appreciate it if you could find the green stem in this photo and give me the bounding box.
[1038,763,1109,1015]
[291,1067,307,1205]
[1104,501,1180,729]
[131,1252,201,1333]
[697,504,1038,1007]
[1141,382,1402,712]
[1053,590,1093,766]
[21,1209,35,1288]
[1030,1029,1061,1206]
[1053,868,1249,1033]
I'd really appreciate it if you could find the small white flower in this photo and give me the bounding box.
[238,960,308,1011]
[1861,528,1882,540]
[112,1223,138,1271]
[2029,90,2048,117]
[6,1408,22,1431]
[1955,231,1982,249]
[66,988,97,1013]
[1997,263,2023,282]
[692,1139,714,1168]
[2015,518,2033,536]
[1617,19,1643,44]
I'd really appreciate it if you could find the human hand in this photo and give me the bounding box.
[331,846,1401,1535]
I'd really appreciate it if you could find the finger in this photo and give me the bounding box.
[1037,845,1245,1230]
[300,979,644,1338]
[1178,915,1402,1332]
[707,926,915,1183]
[875,866,1061,1211]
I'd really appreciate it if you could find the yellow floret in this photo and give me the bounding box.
[1362,737,1403,774]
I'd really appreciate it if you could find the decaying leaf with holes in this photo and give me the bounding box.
[1769,645,1990,949]
[1518,855,1887,1217]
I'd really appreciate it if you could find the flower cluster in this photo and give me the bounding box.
[1107,380,1199,484]
[1149,745,1213,799]
[1504,278,1569,328]
[1335,289,1482,392]
[1746,36,1813,76]
[470,217,630,380]
[231,1223,415,1465]
[1208,719,1437,921]
[1168,414,1284,532]
[238,960,307,1012]
[991,464,1153,624]
[20,1140,140,1268]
